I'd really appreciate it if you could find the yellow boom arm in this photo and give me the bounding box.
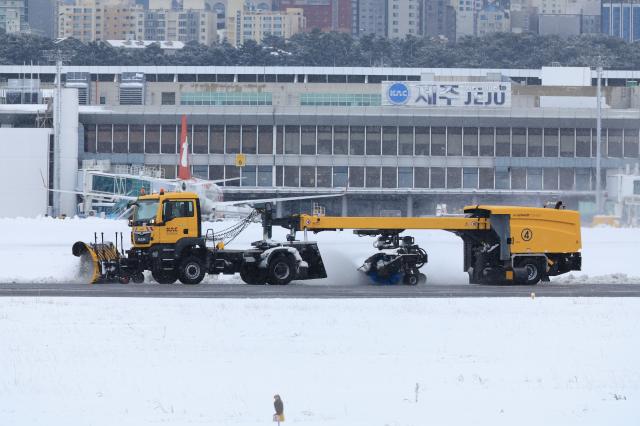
[295,215,490,231]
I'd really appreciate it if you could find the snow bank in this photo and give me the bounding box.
[0,216,639,284]
[0,297,638,425]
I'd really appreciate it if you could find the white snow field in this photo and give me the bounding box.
[1,220,639,425]
[0,297,639,425]
[0,216,639,284]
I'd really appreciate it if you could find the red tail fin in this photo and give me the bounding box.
[178,114,191,180]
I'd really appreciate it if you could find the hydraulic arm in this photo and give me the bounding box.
[293,215,490,232]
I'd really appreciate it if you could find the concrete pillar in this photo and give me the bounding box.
[341,195,348,217]
[276,201,283,217]
[406,194,413,217]
[58,88,79,217]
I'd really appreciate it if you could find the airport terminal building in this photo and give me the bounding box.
[2,65,640,217]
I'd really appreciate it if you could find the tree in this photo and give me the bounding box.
[2,31,640,69]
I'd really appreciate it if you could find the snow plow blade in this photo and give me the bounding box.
[72,241,120,284]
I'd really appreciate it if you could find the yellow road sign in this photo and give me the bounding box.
[235,153,246,167]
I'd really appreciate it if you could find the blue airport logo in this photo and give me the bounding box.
[387,82,410,105]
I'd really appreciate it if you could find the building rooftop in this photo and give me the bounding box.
[0,65,637,87]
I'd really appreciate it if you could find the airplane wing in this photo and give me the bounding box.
[209,177,243,184]
[171,177,243,186]
[197,177,243,185]
[45,187,138,201]
[213,192,345,207]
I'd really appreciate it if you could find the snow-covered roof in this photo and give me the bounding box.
[0,104,47,113]
[106,40,186,50]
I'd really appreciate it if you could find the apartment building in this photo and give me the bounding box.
[57,0,144,42]
[0,0,28,33]
[386,0,420,37]
[144,8,217,44]
[226,0,305,46]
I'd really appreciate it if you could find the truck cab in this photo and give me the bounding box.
[130,191,202,248]
[123,190,326,286]
[128,191,207,284]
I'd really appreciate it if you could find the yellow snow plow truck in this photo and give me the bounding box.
[72,191,581,286]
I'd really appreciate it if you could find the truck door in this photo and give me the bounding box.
[490,214,511,262]
[159,199,198,244]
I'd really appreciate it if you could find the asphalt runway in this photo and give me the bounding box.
[0,282,639,298]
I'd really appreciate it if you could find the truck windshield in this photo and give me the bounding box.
[133,200,159,224]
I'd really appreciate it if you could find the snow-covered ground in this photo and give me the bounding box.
[0,216,639,284]
[0,297,638,425]
[1,219,639,424]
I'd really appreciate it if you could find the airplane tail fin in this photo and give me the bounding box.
[178,114,191,180]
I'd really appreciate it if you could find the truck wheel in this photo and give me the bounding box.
[152,269,177,284]
[516,258,542,285]
[403,274,419,286]
[178,256,206,285]
[267,254,295,285]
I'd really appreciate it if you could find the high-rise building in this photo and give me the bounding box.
[476,3,510,35]
[277,0,332,31]
[454,0,482,38]
[452,0,523,38]
[601,0,640,41]
[144,8,217,44]
[422,0,456,40]
[103,1,145,39]
[29,0,57,37]
[0,0,29,33]
[226,0,305,45]
[386,0,420,37]
[331,0,351,31]
[531,0,599,36]
[58,0,99,42]
[509,0,534,33]
[532,0,599,15]
[355,0,385,35]
[350,0,357,34]
[57,0,144,42]
[538,13,581,35]
[276,0,351,32]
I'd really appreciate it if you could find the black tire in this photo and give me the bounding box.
[132,273,145,284]
[403,274,419,286]
[467,267,479,284]
[517,258,542,285]
[267,254,295,285]
[152,269,177,284]
[178,256,206,285]
[240,265,267,285]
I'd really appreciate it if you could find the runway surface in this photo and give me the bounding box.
[0,282,639,298]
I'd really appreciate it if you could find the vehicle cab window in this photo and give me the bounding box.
[163,200,194,221]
